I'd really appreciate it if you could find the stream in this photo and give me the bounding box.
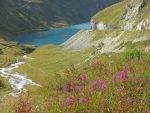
[0,56,40,96]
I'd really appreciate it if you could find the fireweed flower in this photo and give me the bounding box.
[71,81,76,88]
[112,76,116,84]
[90,80,98,95]
[81,72,86,84]
[119,67,128,82]
[63,97,76,107]
[79,97,85,104]
[96,60,101,65]
[99,80,107,92]
[68,97,75,103]
[76,86,83,92]
[63,84,69,92]
[117,88,123,95]
[91,80,98,91]
[63,101,70,107]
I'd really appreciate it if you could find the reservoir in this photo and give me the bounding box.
[11,23,90,46]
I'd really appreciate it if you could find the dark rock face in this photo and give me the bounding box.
[0,0,120,36]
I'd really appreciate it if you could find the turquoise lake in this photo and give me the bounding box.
[12,23,90,46]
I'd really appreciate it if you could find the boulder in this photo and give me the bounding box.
[90,19,117,30]
[137,19,150,30]
[96,22,117,30]
[91,19,97,30]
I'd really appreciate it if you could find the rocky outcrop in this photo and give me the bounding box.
[91,19,97,30]
[132,36,150,43]
[121,0,148,30]
[100,32,126,54]
[137,19,150,30]
[96,22,117,30]
[61,30,94,51]
[91,19,117,30]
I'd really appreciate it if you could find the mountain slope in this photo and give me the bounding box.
[0,0,120,36]
[92,0,150,30]
[0,0,150,113]
[62,0,150,52]
[17,0,150,93]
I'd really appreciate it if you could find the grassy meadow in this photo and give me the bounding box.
[9,41,150,113]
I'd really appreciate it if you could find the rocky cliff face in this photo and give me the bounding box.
[137,19,150,30]
[91,0,150,31]
[121,0,149,30]
[63,0,150,55]
[0,0,120,36]
[91,19,118,30]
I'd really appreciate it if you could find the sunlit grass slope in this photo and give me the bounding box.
[92,0,128,26]
[17,45,94,87]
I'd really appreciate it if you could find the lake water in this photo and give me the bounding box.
[11,23,90,46]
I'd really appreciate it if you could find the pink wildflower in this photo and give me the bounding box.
[63,84,69,92]
[76,86,83,92]
[117,88,123,95]
[99,80,107,92]
[119,67,128,82]
[68,97,75,103]
[91,80,98,91]
[71,81,76,88]
[63,97,75,107]
[81,72,86,84]
[63,101,70,107]
[112,76,116,84]
[79,97,85,104]
[90,80,98,95]
[96,60,101,65]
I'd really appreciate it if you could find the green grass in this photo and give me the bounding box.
[92,30,114,41]
[93,0,150,28]
[0,36,149,112]
[1,0,150,112]
[16,45,94,87]
[0,77,11,95]
[13,45,150,113]
[93,0,128,26]
[136,0,150,23]
[92,30,150,41]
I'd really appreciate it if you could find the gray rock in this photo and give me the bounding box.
[96,22,117,30]
[90,19,117,30]
[121,0,148,30]
[91,19,97,30]
[137,19,150,30]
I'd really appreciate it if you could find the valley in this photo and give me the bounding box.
[0,0,150,113]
